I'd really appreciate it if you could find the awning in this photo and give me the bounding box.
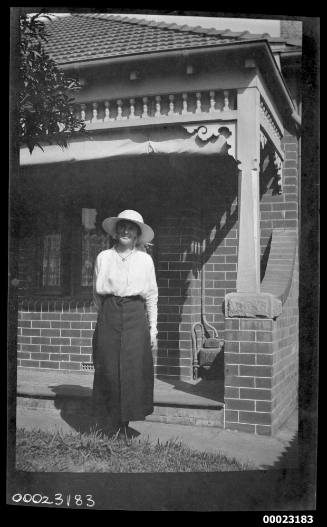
[19,124,234,166]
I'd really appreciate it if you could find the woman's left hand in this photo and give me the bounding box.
[150,332,158,353]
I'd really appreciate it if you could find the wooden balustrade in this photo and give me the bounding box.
[104,101,110,121]
[91,102,99,123]
[76,90,236,126]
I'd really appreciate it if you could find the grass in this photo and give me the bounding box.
[16,427,254,472]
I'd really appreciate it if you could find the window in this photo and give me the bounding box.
[34,208,69,295]
[42,234,62,287]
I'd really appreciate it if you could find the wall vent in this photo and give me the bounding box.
[81,362,94,372]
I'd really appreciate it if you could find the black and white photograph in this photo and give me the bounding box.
[7,8,319,513]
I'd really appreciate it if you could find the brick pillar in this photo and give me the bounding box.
[224,245,298,436]
[224,317,276,435]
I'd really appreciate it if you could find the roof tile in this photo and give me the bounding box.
[42,13,300,65]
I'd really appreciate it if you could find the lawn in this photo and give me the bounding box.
[16,428,254,472]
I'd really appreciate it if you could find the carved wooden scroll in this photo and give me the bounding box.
[183,123,235,157]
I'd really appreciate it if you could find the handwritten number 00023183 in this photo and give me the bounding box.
[11,493,95,507]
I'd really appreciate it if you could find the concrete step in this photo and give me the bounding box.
[17,395,224,427]
[146,404,224,427]
[16,367,224,427]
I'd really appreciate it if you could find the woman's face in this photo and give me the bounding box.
[116,220,140,247]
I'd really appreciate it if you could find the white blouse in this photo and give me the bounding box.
[93,248,158,335]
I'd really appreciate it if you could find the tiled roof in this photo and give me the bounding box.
[43,13,300,65]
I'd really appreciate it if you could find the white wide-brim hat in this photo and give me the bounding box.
[102,210,154,243]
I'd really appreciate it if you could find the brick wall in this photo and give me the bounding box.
[280,20,303,44]
[155,208,202,379]
[17,302,97,371]
[202,200,238,336]
[16,199,238,379]
[155,186,238,380]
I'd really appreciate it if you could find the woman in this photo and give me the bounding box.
[92,210,158,445]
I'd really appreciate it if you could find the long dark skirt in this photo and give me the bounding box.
[92,295,154,427]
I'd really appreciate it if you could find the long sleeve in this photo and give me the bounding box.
[144,257,158,336]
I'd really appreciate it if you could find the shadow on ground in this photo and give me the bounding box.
[49,384,140,440]
[261,434,299,470]
[157,352,225,404]
[50,384,98,434]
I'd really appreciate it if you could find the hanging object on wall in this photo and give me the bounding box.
[82,208,97,231]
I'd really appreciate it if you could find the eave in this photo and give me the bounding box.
[58,39,301,130]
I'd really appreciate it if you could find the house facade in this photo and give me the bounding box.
[17,14,302,435]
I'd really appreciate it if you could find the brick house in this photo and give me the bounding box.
[17,14,302,435]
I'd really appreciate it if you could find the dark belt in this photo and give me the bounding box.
[103,294,143,302]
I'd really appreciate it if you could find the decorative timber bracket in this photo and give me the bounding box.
[260,129,284,195]
[183,122,236,157]
[273,151,283,194]
[259,97,283,154]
